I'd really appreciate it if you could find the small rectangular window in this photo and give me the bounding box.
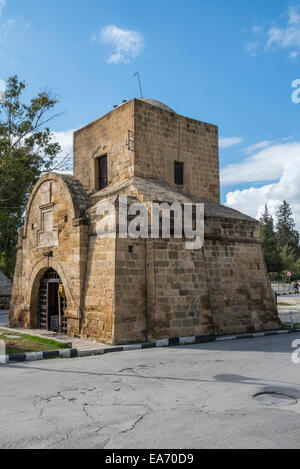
[174,162,184,185]
[96,155,108,190]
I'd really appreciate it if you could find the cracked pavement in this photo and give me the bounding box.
[1,333,300,449]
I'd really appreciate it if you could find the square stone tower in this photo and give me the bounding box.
[10,97,280,344]
[74,98,220,203]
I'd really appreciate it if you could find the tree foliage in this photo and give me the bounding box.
[259,205,282,273]
[276,201,299,253]
[260,202,300,278]
[0,76,69,278]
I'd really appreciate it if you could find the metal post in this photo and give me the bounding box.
[58,288,62,334]
[134,72,143,98]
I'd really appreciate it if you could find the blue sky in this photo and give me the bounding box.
[1,0,300,226]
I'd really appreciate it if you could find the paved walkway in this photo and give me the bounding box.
[0,311,112,351]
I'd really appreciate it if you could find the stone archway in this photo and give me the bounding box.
[38,269,67,333]
[26,259,73,333]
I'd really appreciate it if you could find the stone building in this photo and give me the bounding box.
[0,269,11,310]
[10,98,280,343]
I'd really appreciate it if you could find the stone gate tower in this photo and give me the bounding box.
[10,98,280,343]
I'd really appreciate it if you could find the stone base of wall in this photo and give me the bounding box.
[0,296,10,310]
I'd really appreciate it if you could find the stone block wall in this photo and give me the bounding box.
[74,100,135,193]
[81,236,116,343]
[114,238,147,344]
[111,216,279,344]
[204,239,279,335]
[74,99,220,203]
[145,239,214,341]
[112,236,214,344]
[134,99,220,202]
[203,216,279,335]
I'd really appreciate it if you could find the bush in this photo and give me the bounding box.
[269,272,281,281]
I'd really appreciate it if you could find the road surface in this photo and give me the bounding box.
[1,333,300,449]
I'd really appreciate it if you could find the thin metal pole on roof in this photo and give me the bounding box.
[134,72,143,98]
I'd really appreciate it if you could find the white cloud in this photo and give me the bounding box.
[92,25,145,64]
[290,50,299,59]
[223,139,300,230]
[51,129,74,172]
[245,4,300,59]
[225,164,300,231]
[252,26,263,34]
[266,4,300,55]
[53,129,74,156]
[219,137,243,149]
[221,141,300,185]
[0,18,15,43]
[0,0,6,17]
[244,41,259,56]
[288,4,300,25]
[243,140,274,154]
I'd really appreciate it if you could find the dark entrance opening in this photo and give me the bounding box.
[38,269,67,333]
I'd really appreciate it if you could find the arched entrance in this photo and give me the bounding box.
[38,269,67,333]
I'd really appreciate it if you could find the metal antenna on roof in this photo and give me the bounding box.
[134,72,143,98]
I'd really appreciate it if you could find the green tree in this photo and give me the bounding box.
[0,76,69,278]
[280,246,297,273]
[276,201,299,254]
[259,204,282,273]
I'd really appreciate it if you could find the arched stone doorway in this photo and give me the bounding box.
[38,269,67,333]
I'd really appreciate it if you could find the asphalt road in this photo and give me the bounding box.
[1,333,300,449]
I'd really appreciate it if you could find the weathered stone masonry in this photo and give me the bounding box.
[10,98,280,343]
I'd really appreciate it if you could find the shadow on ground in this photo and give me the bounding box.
[171,332,300,354]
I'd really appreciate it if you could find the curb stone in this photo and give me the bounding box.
[2,329,299,364]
